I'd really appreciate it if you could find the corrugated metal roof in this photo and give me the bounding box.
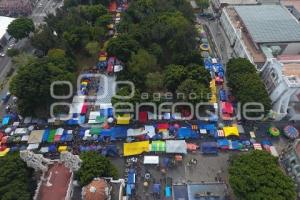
[234,5,300,43]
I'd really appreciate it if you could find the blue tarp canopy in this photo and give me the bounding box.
[177,127,198,139]
[112,126,128,139]
[2,116,10,125]
[126,184,134,196]
[100,108,113,117]
[199,123,217,135]
[217,139,229,147]
[49,144,57,152]
[219,89,227,101]
[165,186,171,197]
[152,184,161,194]
[202,142,218,154]
[128,169,136,184]
[102,145,118,157]
[231,140,243,150]
[42,129,50,142]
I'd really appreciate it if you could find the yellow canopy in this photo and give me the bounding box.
[99,56,107,61]
[107,24,114,29]
[123,141,149,156]
[117,114,131,125]
[0,148,9,157]
[58,146,68,152]
[223,126,239,137]
[116,13,121,17]
[209,94,217,103]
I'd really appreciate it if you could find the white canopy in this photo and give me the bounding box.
[127,128,147,137]
[166,140,187,154]
[27,143,39,150]
[143,156,159,164]
[144,125,156,138]
[14,128,28,135]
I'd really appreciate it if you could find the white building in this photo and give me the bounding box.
[0,16,15,49]
[220,5,300,120]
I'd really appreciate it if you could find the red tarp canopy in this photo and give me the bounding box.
[81,103,88,114]
[109,1,117,12]
[139,112,148,123]
[222,102,233,114]
[157,123,169,130]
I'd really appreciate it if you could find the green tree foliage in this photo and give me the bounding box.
[95,13,113,27]
[107,34,140,62]
[9,53,75,116]
[176,79,210,103]
[229,151,296,200]
[78,4,107,24]
[12,53,36,68]
[146,72,164,92]
[7,18,34,40]
[127,49,157,88]
[6,48,19,57]
[163,65,187,93]
[226,58,271,114]
[64,0,110,8]
[85,41,100,57]
[196,0,210,11]
[76,152,118,186]
[0,153,36,200]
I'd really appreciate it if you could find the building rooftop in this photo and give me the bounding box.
[187,182,227,200]
[226,7,266,63]
[0,16,15,39]
[282,0,300,12]
[234,5,300,43]
[278,55,300,78]
[82,179,110,200]
[37,163,72,200]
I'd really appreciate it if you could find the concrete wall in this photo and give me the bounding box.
[282,42,300,55]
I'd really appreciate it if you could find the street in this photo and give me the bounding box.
[0,0,63,117]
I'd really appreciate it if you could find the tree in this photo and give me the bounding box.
[196,0,210,11]
[31,25,62,54]
[107,34,140,62]
[176,79,210,103]
[85,41,100,57]
[0,153,36,200]
[7,18,34,40]
[95,14,113,27]
[145,72,164,92]
[229,151,296,200]
[76,152,118,186]
[163,64,187,92]
[226,58,271,114]
[127,49,158,89]
[78,4,107,23]
[9,56,75,116]
[47,48,66,59]
[6,48,19,57]
[12,53,36,68]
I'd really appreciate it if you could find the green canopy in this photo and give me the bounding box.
[96,116,105,124]
[268,127,280,137]
[150,141,166,152]
[90,127,102,135]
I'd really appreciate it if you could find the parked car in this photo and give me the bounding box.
[2,92,11,104]
[0,53,5,57]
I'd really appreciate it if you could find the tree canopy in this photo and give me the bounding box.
[76,152,118,186]
[226,58,271,115]
[229,151,296,200]
[0,153,36,200]
[7,18,34,40]
[9,50,75,116]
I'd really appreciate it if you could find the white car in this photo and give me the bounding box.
[0,53,5,57]
[38,3,43,7]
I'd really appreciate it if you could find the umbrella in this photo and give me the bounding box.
[5,127,12,134]
[107,117,114,123]
[268,126,280,137]
[284,125,299,139]
[28,125,34,131]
